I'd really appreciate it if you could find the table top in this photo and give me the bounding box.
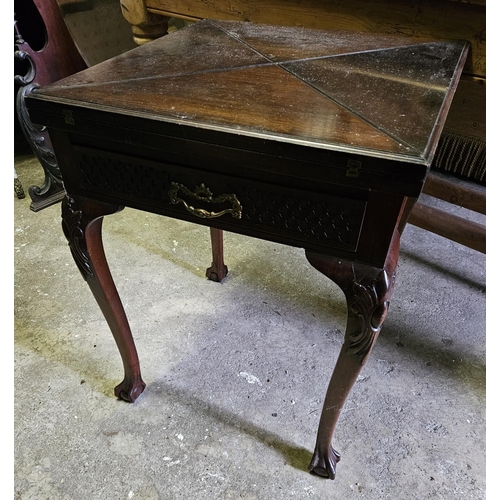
[29,20,468,166]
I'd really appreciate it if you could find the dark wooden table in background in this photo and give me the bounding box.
[27,20,468,480]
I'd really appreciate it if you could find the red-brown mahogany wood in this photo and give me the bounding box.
[206,227,228,282]
[61,195,146,402]
[304,236,399,479]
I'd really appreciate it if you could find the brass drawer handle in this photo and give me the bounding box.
[168,182,242,219]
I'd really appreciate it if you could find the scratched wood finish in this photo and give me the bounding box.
[119,0,485,257]
[145,0,485,77]
[27,19,469,266]
[25,19,470,480]
[31,20,467,166]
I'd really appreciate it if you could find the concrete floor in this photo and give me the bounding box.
[14,147,486,499]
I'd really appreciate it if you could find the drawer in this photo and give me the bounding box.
[67,145,367,254]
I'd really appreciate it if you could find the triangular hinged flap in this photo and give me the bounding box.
[43,20,270,90]
[40,61,411,155]
[31,19,467,162]
[213,20,429,63]
[281,42,467,155]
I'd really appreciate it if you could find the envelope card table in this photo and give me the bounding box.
[26,20,468,480]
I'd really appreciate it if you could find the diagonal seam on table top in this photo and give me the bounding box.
[39,61,420,155]
[36,20,461,158]
[213,20,432,155]
[40,51,424,156]
[42,47,435,91]
[209,19,464,156]
[43,18,435,92]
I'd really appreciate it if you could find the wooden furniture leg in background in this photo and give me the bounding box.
[409,172,486,253]
[304,232,400,479]
[206,227,228,282]
[120,0,170,45]
[62,195,146,402]
[14,0,88,211]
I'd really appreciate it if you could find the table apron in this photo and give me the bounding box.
[59,141,371,255]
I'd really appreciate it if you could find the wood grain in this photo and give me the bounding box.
[146,0,485,76]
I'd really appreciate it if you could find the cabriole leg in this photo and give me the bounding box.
[305,237,399,479]
[62,195,146,402]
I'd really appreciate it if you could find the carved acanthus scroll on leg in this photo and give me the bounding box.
[62,195,146,402]
[305,240,399,479]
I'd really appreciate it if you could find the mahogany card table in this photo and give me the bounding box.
[26,20,468,480]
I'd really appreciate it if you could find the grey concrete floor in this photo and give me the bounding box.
[14,149,486,499]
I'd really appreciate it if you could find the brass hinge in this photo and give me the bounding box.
[63,109,75,125]
[346,159,361,177]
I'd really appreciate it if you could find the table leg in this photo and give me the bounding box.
[206,227,228,282]
[305,235,399,479]
[62,195,146,402]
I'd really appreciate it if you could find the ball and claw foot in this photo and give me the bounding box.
[205,264,228,283]
[114,378,146,403]
[308,445,341,480]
